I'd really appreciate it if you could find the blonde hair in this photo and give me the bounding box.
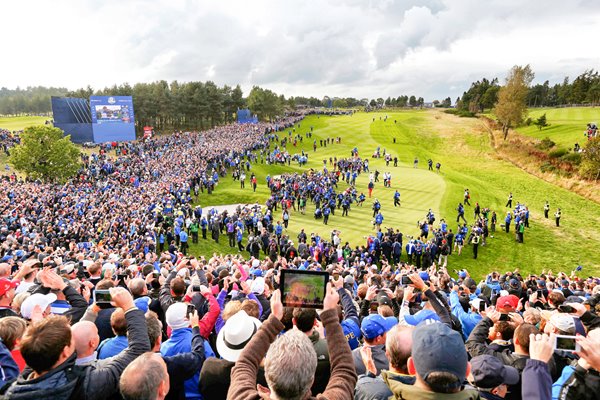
[222,300,243,321]
[0,316,27,350]
[12,292,30,314]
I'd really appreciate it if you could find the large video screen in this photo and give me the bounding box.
[90,96,136,142]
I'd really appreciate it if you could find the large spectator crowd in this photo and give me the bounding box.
[0,114,598,400]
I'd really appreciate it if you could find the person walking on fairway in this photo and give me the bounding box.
[393,190,401,207]
[506,192,513,208]
[544,201,550,219]
[456,203,467,224]
[504,211,512,233]
[464,189,471,206]
[555,208,561,227]
[472,234,480,259]
[413,157,418,168]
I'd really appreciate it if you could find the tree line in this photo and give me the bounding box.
[0,86,68,115]
[457,69,600,113]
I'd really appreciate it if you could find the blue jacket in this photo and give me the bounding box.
[161,328,215,399]
[163,326,206,400]
[337,288,361,350]
[0,340,18,386]
[449,291,482,339]
[97,335,128,360]
[522,359,552,400]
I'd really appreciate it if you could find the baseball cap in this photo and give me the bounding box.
[412,323,468,389]
[0,279,18,297]
[496,295,519,310]
[549,314,576,335]
[458,270,467,279]
[419,271,430,282]
[470,355,520,389]
[165,302,189,330]
[537,279,546,288]
[20,293,57,319]
[251,277,265,295]
[361,314,398,340]
[508,278,520,289]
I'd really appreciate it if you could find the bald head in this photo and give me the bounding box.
[120,352,169,400]
[71,321,100,359]
[0,263,11,278]
[386,325,414,374]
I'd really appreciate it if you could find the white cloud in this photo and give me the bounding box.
[0,0,599,101]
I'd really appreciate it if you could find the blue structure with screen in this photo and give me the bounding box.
[237,109,258,124]
[90,96,136,142]
[51,97,94,144]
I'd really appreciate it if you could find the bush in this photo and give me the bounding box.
[536,137,555,150]
[444,109,476,118]
[525,117,533,126]
[548,148,569,159]
[540,162,556,173]
[561,152,582,165]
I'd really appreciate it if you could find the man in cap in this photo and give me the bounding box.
[0,278,20,318]
[467,355,520,399]
[450,283,484,339]
[352,313,397,375]
[387,322,480,398]
[354,325,415,400]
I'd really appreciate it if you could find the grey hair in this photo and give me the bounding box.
[265,329,317,400]
[120,352,167,400]
[128,278,146,296]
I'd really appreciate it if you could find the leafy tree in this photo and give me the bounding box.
[580,137,600,180]
[494,65,535,140]
[408,96,417,107]
[247,86,282,121]
[441,97,452,107]
[534,113,549,130]
[9,125,81,182]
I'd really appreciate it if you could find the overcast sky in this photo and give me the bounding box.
[2,0,600,101]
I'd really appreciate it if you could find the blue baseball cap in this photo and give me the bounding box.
[419,271,430,282]
[412,323,468,389]
[458,270,467,279]
[360,314,398,340]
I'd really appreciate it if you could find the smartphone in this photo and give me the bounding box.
[192,285,201,292]
[401,276,411,285]
[499,313,510,321]
[280,269,328,309]
[554,335,580,352]
[479,301,486,312]
[558,305,575,313]
[117,274,128,281]
[94,289,112,305]
[186,304,196,317]
[537,290,543,297]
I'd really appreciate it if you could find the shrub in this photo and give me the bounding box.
[536,137,555,150]
[548,148,569,159]
[540,162,556,173]
[524,117,533,126]
[561,152,582,165]
[444,109,476,118]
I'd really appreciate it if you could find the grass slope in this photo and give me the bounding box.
[188,110,600,279]
[0,116,49,131]
[516,107,599,149]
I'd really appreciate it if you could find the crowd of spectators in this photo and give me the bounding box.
[0,245,598,399]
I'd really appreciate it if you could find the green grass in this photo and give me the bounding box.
[515,107,598,149]
[0,116,49,131]
[186,110,600,279]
